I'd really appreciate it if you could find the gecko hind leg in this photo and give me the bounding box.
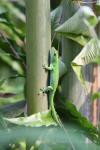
[43,64,53,71]
[40,86,53,94]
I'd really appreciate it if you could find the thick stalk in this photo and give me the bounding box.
[25,0,51,115]
[61,0,86,109]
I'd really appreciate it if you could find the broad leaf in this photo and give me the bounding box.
[0,100,25,117]
[71,38,100,85]
[0,59,17,81]
[91,92,100,101]
[60,33,90,46]
[0,0,25,23]
[58,100,100,144]
[55,6,98,45]
[0,94,24,109]
[96,0,100,9]
[0,114,7,129]
[0,76,25,94]
[13,0,25,7]
[4,110,57,127]
[0,125,100,150]
[0,7,6,15]
[0,49,24,75]
[51,6,62,32]
[98,16,100,22]
[0,22,24,46]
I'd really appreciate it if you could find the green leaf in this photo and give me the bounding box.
[72,39,100,65]
[71,63,85,85]
[60,33,90,46]
[55,6,98,45]
[9,140,26,150]
[0,59,16,81]
[91,92,100,101]
[0,114,7,129]
[0,22,24,46]
[0,100,25,117]
[0,0,25,35]
[4,110,57,127]
[0,94,24,111]
[59,101,100,144]
[51,6,62,32]
[0,0,25,23]
[13,0,25,7]
[98,16,100,22]
[0,76,25,94]
[0,49,24,75]
[71,39,100,85]
[96,0,100,9]
[0,7,6,15]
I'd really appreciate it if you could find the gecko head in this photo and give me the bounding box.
[50,47,58,63]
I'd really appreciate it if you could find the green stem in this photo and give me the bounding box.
[61,1,83,107]
[25,0,51,115]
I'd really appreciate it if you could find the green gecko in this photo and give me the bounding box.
[41,47,63,127]
[42,49,76,150]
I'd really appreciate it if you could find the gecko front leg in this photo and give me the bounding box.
[40,86,53,94]
[43,64,53,71]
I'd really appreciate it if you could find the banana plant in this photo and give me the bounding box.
[0,1,100,149]
[55,6,98,45]
[55,5,100,89]
[72,38,100,86]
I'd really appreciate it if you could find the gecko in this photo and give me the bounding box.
[41,47,63,127]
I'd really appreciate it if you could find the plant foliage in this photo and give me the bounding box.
[0,0,100,149]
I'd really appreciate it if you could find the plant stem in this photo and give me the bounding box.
[61,0,85,109]
[25,0,51,115]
